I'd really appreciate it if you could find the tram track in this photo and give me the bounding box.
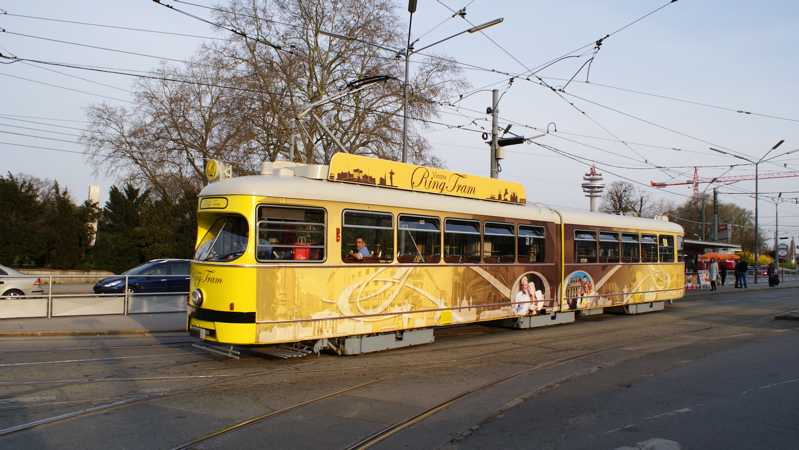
[2,294,791,405]
[2,291,796,447]
[0,359,328,437]
[163,294,799,449]
[163,323,716,450]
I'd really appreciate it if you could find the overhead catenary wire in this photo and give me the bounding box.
[2,1,796,220]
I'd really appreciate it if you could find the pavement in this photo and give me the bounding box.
[0,312,187,337]
[1,279,797,337]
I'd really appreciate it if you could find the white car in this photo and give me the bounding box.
[0,264,44,298]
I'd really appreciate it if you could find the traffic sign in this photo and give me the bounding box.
[777,243,788,250]
[778,248,788,257]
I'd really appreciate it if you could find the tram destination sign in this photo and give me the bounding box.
[328,153,527,204]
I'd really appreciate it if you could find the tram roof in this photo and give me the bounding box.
[557,209,683,234]
[201,170,559,222]
[200,168,683,235]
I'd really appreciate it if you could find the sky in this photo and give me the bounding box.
[2,0,798,247]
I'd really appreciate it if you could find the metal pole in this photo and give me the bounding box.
[775,198,779,258]
[490,89,499,179]
[712,188,718,241]
[701,196,706,241]
[401,8,414,163]
[754,163,759,283]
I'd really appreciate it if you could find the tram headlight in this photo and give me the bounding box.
[190,289,204,308]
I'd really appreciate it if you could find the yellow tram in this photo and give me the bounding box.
[188,154,684,355]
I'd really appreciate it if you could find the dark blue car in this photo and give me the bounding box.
[93,259,191,294]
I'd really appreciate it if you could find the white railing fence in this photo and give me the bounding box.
[1,274,188,320]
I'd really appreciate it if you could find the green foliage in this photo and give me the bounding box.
[89,184,150,273]
[40,183,101,270]
[0,173,46,266]
[0,175,198,272]
[138,188,198,261]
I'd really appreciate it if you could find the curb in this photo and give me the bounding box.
[0,329,186,337]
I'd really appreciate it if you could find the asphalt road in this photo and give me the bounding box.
[0,287,797,449]
[41,282,95,294]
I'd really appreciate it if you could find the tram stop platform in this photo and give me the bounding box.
[0,280,797,337]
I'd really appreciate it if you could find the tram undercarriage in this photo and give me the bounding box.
[191,301,671,359]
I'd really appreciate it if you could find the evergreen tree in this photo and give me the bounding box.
[0,173,46,266]
[40,183,99,269]
[138,188,198,261]
[90,185,150,273]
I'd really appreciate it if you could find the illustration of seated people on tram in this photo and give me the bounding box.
[512,272,547,315]
[563,271,595,310]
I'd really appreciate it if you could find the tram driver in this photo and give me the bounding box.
[348,237,372,261]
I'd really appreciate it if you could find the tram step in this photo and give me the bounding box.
[257,345,314,359]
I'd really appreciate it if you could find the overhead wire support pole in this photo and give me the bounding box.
[400,10,503,163]
[402,0,416,164]
[490,89,499,179]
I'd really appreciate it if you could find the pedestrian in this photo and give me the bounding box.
[767,260,778,287]
[719,262,727,286]
[708,258,719,291]
[735,259,748,288]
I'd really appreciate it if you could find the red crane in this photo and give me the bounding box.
[651,167,799,197]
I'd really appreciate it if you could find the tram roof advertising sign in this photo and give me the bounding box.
[328,153,527,204]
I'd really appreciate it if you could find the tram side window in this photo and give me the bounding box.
[195,215,250,262]
[659,235,675,262]
[518,225,545,263]
[484,222,515,263]
[342,210,394,262]
[445,219,481,263]
[574,230,597,263]
[599,232,620,263]
[641,234,658,263]
[621,233,640,263]
[256,206,325,262]
[398,215,441,263]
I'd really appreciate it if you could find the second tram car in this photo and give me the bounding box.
[188,154,684,356]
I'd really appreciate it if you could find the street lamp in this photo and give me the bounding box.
[400,5,503,162]
[709,140,794,283]
[760,193,789,255]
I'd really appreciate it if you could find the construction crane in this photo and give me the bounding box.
[651,167,799,197]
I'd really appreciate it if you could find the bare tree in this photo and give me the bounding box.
[599,181,651,217]
[82,0,467,196]
[644,197,677,219]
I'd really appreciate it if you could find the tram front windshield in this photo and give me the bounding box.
[195,216,249,262]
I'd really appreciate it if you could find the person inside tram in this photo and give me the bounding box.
[348,237,371,261]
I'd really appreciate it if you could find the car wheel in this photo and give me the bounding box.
[126,286,138,294]
[2,289,24,297]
